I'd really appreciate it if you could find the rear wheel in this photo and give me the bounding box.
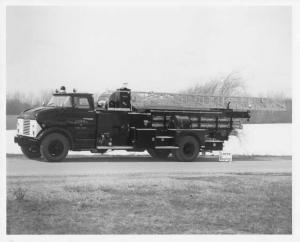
[21,146,41,159]
[147,148,171,159]
[40,133,69,162]
[173,136,199,162]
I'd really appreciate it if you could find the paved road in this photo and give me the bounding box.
[6,154,292,176]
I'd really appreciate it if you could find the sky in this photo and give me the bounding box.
[6,5,292,97]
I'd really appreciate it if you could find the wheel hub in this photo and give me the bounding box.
[48,140,64,157]
[183,142,195,157]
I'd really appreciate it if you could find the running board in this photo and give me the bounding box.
[155,146,179,149]
[96,146,134,150]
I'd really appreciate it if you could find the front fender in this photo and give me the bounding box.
[36,127,74,149]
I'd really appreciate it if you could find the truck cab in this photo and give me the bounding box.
[15,87,97,161]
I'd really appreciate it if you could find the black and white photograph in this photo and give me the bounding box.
[1,0,298,240]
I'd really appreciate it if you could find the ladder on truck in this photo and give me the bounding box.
[131,91,286,111]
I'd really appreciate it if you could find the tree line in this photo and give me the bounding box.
[6,90,53,115]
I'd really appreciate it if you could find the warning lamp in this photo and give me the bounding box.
[60,86,66,93]
[122,82,128,89]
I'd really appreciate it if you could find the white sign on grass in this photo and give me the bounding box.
[219,152,232,162]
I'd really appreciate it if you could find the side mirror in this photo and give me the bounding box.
[98,100,105,108]
[42,101,46,106]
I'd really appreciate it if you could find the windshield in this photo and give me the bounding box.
[47,95,72,107]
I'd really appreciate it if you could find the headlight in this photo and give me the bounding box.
[17,119,24,135]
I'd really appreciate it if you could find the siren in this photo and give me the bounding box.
[60,86,66,93]
[122,82,128,89]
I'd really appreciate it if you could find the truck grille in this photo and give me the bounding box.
[23,119,30,136]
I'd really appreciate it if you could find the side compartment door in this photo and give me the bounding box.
[111,112,130,146]
[97,111,130,146]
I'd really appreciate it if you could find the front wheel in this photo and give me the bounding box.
[40,133,69,162]
[21,146,41,159]
[173,136,199,162]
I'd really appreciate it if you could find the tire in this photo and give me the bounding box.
[21,146,41,159]
[173,136,199,162]
[147,148,171,159]
[40,133,69,162]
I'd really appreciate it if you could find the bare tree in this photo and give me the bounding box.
[183,71,247,97]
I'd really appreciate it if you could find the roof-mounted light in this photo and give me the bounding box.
[60,86,66,93]
[122,82,128,89]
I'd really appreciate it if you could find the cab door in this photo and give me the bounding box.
[72,96,97,148]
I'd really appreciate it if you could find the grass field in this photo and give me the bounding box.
[7,172,292,234]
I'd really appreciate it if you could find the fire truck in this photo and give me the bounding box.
[14,86,285,162]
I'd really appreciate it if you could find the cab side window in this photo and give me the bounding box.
[74,97,91,109]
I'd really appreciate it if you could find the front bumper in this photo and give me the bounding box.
[14,135,40,147]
